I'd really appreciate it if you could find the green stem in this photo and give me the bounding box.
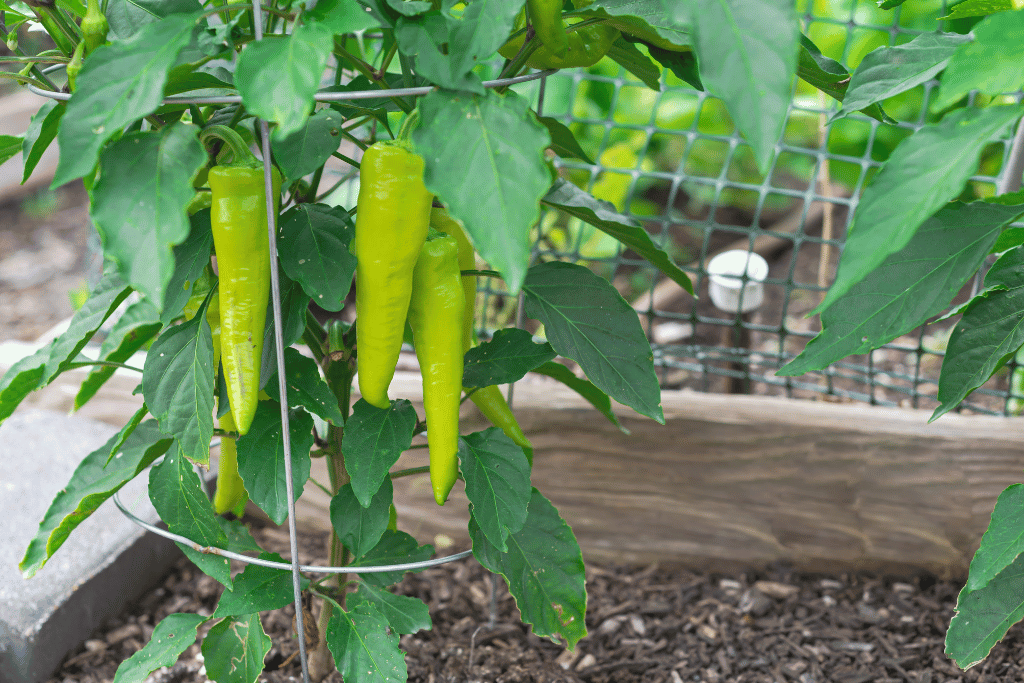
[333,41,413,114]
[64,360,144,373]
[199,124,259,166]
[396,109,420,142]
[391,465,430,478]
[331,151,361,168]
[314,169,358,203]
[0,23,61,88]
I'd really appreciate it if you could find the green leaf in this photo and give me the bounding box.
[935,11,1024,111]
[692,0,799,173]
[542,178,693,295]
[605,37,663,91]
[965,484,1024,592]
[112,613,206,683]
[216,516,264,554]
[646,43,703,90]
[325,602,407,683]
[931,253,1024,421]
[235,22,333,140]
[161,209,213,324]
[149,445,231,586]
[342,399,417,507]
[797,34,894,125]
[201,614,272,683]
[259,270,311,387]
[212,553,310,618]
[538,117,595,164]
[52,13,198,186]
[523,261,663,423]
[349,582,431,635]
[306,0,378,32]
[44,270,132,383]
[142,296,216,467]
[330,478,393,559]
[19,420,171,578]
[0,348,48,427]
[271,109,346,181]
[0,135,21,166]
[581,0,693,48]
[530,360,627,432]
[277,203,355,312]
[941,0,1013,20]
[984,244,1024,289]
[21,100,63,183]
[946,550,1024,669]
[463,328,556,388]
[102,404,150,466]
[470,487,587,649]
[386,0,431,15]
[459,428,531,552]
[413,89,550,294]
[104,0,200,39]
[837,32,972,120]
[263,348,345,425]
[778,200,1023,376]
[75,298,161,410]
[816,104,1024,314]
[235,402,314,525]
[91,124,207,309]
[394,1,519,93]
[350,529,434,587]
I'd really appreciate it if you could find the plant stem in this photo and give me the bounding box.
[309,341,355,681]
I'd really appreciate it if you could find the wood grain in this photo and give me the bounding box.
[15,363,1022,577]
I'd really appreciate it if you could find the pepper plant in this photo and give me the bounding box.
[1,0,1010,679]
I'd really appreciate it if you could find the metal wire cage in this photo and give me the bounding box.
[482,0,1024,418]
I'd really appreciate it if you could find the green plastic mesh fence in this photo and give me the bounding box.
[473,0,1024,417]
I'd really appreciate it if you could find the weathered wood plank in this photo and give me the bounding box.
[295,374,1024,578]
[13,361,1023,576]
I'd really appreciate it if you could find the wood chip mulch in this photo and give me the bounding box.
[45,517,1024,683]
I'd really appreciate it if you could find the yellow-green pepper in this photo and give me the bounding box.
[429,208,533,461]
[408,232,464,505]
[202,125,281,435]
[355,140,433,409]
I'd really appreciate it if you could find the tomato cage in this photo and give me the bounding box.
[439,0,1023,418]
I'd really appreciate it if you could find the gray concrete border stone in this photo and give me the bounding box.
[0,409,181,683]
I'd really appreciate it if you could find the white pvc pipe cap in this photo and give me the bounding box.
[706,250,769,314]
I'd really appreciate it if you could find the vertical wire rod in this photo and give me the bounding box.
[506,73,548,409]
[250,2,310,682]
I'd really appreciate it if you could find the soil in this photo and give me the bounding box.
[42,516,1024,683]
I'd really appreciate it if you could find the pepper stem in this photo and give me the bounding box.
[199,124,261,168]
[396,109,420,142]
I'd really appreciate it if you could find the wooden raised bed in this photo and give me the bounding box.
[16,364,1024,578]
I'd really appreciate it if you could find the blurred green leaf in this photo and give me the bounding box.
[941,0,1013,20]
[605,37,662,91]
[463,328,556,388]
[935,11,1024,111]
[779,200,1023,376]
[816,104,1024,314]
[836,32,971,120]
[692,0,799,173]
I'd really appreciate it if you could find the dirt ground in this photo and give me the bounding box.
[42,516,1024,683]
